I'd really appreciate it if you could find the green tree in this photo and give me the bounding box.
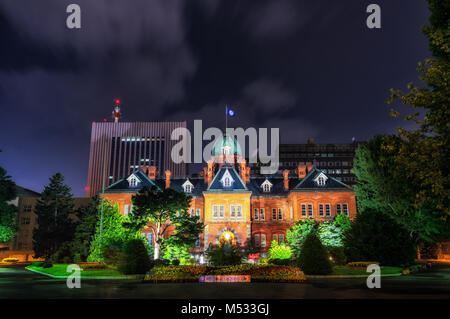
[297,232,332,275]
[70,196,99,262]
[88,199,134,262]
[380,0,450,244]
[33,173,76,259]
[343,208,416,267]
[0,164,17,243]
[286,218,316,256]
[318,222,343,247]
[125,186,201,260]
[117,239,151,275]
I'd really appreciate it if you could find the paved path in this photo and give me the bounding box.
[1,265,449,299]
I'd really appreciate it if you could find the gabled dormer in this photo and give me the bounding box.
[127,173,141,188]
[207,165,247,192]
[261,179,273,193]
[182,179,194,193]
[220,169,234,188]
[313,172,328,187]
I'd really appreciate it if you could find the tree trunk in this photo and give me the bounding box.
[154,241,161,260]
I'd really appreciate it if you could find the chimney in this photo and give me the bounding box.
[207,159,214,187]
[283,169,289,190]
[245,166,251,183]
[202,167,208,183]
[306,163,314,173]
[147,166,157,180]
[165,170,172,189]
[239,160,247,184]
[307,137,314,145]
[297,164,307,179]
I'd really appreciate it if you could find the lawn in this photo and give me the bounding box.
[332,265,403,276]
[27,264,126,278]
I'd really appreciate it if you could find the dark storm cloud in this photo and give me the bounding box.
[0,0,431,195]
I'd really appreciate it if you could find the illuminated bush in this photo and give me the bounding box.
[206,244,242,266]
[268,240,292,261]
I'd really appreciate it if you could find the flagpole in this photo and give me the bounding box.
[225,104,227,137]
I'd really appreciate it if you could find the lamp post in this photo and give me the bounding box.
[98,136,107,261]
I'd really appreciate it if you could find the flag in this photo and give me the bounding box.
[226,107,235,117]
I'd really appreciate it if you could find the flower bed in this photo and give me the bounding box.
[143,264,306,283]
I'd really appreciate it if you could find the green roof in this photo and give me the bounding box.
[211,135,242,157]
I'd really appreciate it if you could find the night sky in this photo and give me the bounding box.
[0,0,431,196]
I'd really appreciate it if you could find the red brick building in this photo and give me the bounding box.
[104,136,357,261]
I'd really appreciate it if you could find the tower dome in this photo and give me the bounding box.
[211,135,242,157]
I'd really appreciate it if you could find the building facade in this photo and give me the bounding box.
[86,121,188,196]
[104,136,357,260]
[248,139,363,186]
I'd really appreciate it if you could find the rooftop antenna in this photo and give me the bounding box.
[112,99,122,123]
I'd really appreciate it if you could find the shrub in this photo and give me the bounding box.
[117,239,151,274]
[343,208,416,266]
[152,259,171,267]
[42,262,53,268]
[172,259,180,266]
[206,244,242,266]
[297,232,332,275]
[268,240,292,260]
[101,243,124,267]
[31,261,45,267]
[269,258,291,266]
[326,246,347,265]
[79,263,108,270]
[286,218,317,256]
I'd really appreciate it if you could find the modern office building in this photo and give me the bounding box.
[248,139,363,186]
[86,120,188,197]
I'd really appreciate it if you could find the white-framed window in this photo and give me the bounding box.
[319,204,324,217]
[23,205,32,213]
[308,204,313,217]
[129,176,138,187]
[272,208,277,220]
[337,203,342,214]
[261,234,266,247]
[124,204,130,216]
[224,177,231,187]
[279,234,284,243]
[278,208,283,220]
[254,208,259,220]
[255,234,260,247]
[343,203,349,216]
[196,208,201,217]
[190,208,194,217]
[230,205,242,218]
[185,184,192,193]
[325,204,331,217]
[301,204,307,217]
[317,176,325,186]
[260,208,265,220]
[213,205,224,218]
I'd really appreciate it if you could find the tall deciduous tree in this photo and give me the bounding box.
[286,218,316,256]
[33,173,76,259]
[0,161,17,243]
[126,186,202,260]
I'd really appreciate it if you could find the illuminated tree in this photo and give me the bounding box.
[286,218,316,256]
[125,186,203,260]
[0,163,17,243]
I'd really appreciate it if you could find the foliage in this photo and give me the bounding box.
[297,232,332,275]
[325,246,347,265]
[286,218,316,255]
[0,162,18,243]
[161,242,191,264]
[334,213,352,232]
[343,208,417,266]
[206,244,243,266]
[268,240,292,261]
[125,186,202,260]
[374,0,450,244]
[352,136,447,243]
[88,200,135,262]
[33,173,76,259]
[117,239,152,275]
[317,222,343,247]
[70,196,99,261]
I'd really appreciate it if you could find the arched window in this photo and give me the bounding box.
[263,183,271,192]
[224,177,231,187]
[184,184,192,193]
